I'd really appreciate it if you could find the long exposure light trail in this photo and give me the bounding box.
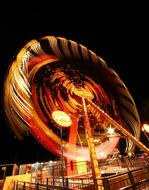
[4,36,141,160]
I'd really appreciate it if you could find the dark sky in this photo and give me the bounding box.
[0,13,149,165]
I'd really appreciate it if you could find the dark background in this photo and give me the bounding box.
[0,7,149,165]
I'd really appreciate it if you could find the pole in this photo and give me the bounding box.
[82,98,104,190]
[60,126,65,187]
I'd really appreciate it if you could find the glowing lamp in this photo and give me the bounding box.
[52,111,72,127]
[142,123,149,133]
[107,127,115,135]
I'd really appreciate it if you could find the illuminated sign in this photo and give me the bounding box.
[52,111,72,127]
[72,87,94,99]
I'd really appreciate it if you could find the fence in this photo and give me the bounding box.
[1,154,149,190]
[12,166,149,190]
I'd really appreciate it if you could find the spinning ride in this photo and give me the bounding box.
[3,36,149,189]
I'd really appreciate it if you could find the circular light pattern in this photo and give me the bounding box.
[52,111,72,127]
[3,36,141,160]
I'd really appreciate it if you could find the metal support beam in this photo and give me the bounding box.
[82,98,104,190]
[87,99,149,155]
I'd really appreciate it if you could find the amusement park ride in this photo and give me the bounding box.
[3,36,149,189]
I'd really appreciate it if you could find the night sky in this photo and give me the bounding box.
[0,11,149,165]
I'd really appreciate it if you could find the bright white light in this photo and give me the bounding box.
[142,124,149,133]
[48,161,53,166]
[128,152,132,157]
[100,152,106,159]
[93,138,100,143]
[107,127,115,135]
